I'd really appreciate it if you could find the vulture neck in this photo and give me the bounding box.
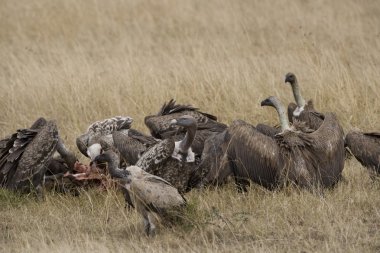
[179,124,196,154]
[106,154,126,179]
[56,137,76,169]
[290,79,306,108]
[272,100,291,132]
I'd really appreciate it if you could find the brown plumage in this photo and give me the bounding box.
[225,96,345,191]
[112,129,158,165]
[144,99,227,155]
[0,118,59,195]
[136,115,202,193]
[345,131,380,173]
[197,131,232,186]
[285,72,323,130]
[93,152,186,236]
[0,118,77,197]
[198,122,283,187]
[255,124,281,137]
[125,166,186,236]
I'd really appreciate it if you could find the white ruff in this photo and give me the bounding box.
[172,141,195,162]
[87,143,102,160]
[293,106,304,117]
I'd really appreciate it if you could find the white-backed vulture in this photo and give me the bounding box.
[225,96,345,191]
[125,166,186,237]
[345,131,380,174]
[93,152,186,236]
[144,99,227,155]
[285,72,323,130]
[136,115,202,193]
[76,116,133,159]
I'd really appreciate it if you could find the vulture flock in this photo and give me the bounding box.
[1,73,379,236]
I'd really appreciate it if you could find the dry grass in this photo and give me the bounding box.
[1,0,380,252]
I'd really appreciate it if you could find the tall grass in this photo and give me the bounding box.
[0,0,379,252]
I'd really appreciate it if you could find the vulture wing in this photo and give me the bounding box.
[296,112,345,187]
[136,138,175,171]
[8,121,59,191]
[144,99,220,139]
[256,124,281,137]
[346,131,380,172]
[226,120,281,189]
[131,176,186,211]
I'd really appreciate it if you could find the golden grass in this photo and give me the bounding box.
[0,0,380,252]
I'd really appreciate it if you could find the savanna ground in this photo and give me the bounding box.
[1,0,380,252]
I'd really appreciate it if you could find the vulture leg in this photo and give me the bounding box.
[143,211,151,236]
[142,210,156,237]
[122,188,134,210]
[230,158,250,192]
[35,183,45,202]
[147,212,156,237]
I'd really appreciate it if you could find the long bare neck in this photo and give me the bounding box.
[291,78,306,107]
[56,137,77,169]
[272,99,291,132]
[106,154,125,178]
[179,124,196,153]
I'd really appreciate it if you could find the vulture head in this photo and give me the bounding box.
[284,72,297,85]
[170,115,197,129]
[92,150,129,179]
[30,117,48,129]
[261,96,279,107]
[92,149,115,164]
[261,96,291,133]
[87,143,103,160]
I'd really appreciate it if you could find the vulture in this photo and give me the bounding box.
[144,99,227,155]
[345,131,380,174]
[225,96,345,191]
[285,72,323,130]
[124,166,186,237]
[136,115,202,193]
[0,117,76,197]
[76,116,133,160]
[93,151,186,237]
